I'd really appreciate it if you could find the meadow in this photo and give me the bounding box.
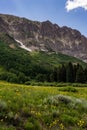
[0,81,87,130]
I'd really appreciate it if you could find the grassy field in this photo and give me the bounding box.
[0,81,87,130]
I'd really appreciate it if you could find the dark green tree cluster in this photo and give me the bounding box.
[49,62,87,83]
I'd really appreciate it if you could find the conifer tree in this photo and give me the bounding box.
[60,64,66,82]
[66,62,74,82]
[53,67,58,82]
[76,65,85,83]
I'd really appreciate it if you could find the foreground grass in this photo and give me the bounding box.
[0,81,87,130]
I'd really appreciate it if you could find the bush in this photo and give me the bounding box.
[0,100,7,110]
[0,72,18,83]
[24,122,34,130]
[59,86,78,92]
[55,95,72,104]
[61,114,78,126]
[25,81,31,85]
[24,117,41,130]
[44,94,87,112]
[43,95,72,106]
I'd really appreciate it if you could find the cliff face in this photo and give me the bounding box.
[0,14,87,62]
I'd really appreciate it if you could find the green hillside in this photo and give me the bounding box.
[30,51,86,67]
[0,40,87,84]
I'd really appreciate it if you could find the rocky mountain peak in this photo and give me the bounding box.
[0,14,87,62]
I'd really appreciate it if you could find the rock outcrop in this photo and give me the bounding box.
[0,14,87,62]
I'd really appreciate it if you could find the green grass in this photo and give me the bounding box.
[0,81,87,130]
[30,51,87,67]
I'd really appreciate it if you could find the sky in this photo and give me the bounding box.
[0,0,87,37]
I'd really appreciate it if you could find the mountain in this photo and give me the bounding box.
[0,14,87,84]
[0,14,87,62]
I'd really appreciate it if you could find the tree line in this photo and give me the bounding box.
[50,62,87,83]
[0,61,87,84]
[33,62,87,83]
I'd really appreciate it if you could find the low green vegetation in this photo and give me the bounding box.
[0,81,87,130]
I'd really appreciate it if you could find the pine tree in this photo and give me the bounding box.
[66,62,74,82]
[60,64,66,82]
[53,67,58,82]
[57,66,61,82]
[49,73,54,82]
[76,65,85,83]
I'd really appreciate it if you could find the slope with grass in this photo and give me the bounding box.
[0,81,87,130]
[0,40,86,68]
[0,39,87,83]
[30,51,87,67]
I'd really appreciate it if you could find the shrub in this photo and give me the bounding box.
[0,100,7,110]
[61,114,78,126]
[59,86,78,92]
[24,122,34,130]
[25,81,31,85]
[52,110,60,118]
[43,94,87,113]
[44,95,73,106]
[0,72,18,83]
[24,117,41,130]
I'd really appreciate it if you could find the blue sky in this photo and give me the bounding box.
[0,0,87,36]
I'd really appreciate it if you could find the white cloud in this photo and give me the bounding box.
[66,0,87,11]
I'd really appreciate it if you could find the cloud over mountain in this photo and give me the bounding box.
[66,0,87,11]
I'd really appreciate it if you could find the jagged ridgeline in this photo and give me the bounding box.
[0,14,87,84]
[0,14,87,62]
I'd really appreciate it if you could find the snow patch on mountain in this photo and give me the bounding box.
[15,39,32,52]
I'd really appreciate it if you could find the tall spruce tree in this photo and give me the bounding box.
[66,62,74,82]
[76,65,85,83]
[60,64,66,82]
[53,67,58,82]
[57,66,61,82]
